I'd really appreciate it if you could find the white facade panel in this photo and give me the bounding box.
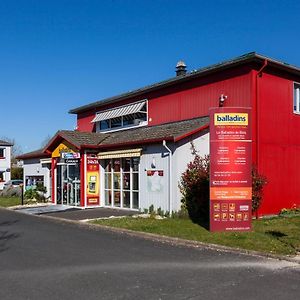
[139,144,171,213]
[173,131,210,211]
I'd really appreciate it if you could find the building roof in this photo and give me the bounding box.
[69,52,300,114]
[49,130,108,149]
[42,116,209,153]
[0,140,13,146]
[99,116,209,148]
[16,148,50,160]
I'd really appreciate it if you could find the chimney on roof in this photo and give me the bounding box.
[176,60,187,76]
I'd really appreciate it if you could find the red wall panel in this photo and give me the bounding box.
[77,112,95,132]
[257,72,300,215]
[148,68,253,125]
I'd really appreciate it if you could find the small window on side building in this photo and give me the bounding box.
[294,83,300,113]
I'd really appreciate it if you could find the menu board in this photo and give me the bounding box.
[209,107,252,232]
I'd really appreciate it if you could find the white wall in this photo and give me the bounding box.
[0,146,11,190]
[139,144,171,212]
[136,131,210,213]
[173,131,210,211]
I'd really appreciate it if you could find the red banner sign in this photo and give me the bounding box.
[86,155,100,206]
[210,107,252,232]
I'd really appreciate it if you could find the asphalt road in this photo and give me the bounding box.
[0,208,299,300]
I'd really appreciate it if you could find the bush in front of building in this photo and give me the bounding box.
[252,166,267,215]
[179,143,267,224]
[179,146,210,224]
[24,184,47,202]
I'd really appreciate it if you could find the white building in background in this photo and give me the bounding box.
[16,149,52,199]
[0,140,13,190]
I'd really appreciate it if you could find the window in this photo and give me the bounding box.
[0,148,4,158]
[104,157,139,209]
[0,171,5,182]
[294,83,300,113]
[93,100,148,132]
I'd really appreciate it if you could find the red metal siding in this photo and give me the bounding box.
[257,72,300,215]
[148,68,253,125]
[77,112,95,132]
[77,67,253,131]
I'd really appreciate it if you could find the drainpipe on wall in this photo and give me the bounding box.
[255,59,268,219]
[163,140,172,215]
[256,59,268,171]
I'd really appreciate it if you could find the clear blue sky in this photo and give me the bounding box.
[1,0,300,153]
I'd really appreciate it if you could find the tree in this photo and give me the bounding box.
[11,167,23,180]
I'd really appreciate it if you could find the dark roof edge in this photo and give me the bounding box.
[0,140,14,146]
[68,52,300,115]
[16,149,50,160]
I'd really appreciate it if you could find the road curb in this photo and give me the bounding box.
[4,207,300,265]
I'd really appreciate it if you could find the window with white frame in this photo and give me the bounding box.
[294,83,300,113]
[104,157,139,209]
[92,100,148,132]
[0,148,4,158]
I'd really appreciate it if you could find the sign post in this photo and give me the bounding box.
[209,107,252,232]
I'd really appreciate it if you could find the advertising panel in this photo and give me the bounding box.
[210,107,252,232]
[86,156,100,206]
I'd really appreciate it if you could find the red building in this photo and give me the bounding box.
[18,53,300,216]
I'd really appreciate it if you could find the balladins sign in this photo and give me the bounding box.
[209,107,252,232]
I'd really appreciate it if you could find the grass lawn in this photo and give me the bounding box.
[0,196,22,207]
[91,215,300,255]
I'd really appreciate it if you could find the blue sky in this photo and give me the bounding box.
[1,0,300,153]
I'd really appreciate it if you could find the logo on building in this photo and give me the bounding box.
[214,113,248,126]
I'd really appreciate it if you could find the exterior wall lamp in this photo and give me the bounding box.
[219,94,228,107]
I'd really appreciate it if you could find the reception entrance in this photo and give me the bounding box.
[56,161,81,206]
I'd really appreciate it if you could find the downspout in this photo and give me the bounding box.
[163,140,172,215]
[255,59,268,218]
[255,59,268,170]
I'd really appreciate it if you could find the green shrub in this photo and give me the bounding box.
[179,151,210,223]
[24,186,47,202]
[252,166,267,213]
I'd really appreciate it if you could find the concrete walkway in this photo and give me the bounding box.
[14,204,138,220]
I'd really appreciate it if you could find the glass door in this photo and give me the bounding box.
[104,157,139,209]
[56,163,80,206]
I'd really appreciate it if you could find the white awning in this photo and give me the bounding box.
[98,148,142,159]
[91,101,146,123]
[40,158,52,164]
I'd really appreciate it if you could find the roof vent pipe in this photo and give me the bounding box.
[176,60,187,76]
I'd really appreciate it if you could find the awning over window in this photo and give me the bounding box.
[91,101,146,123]
[98,148,142,159]
[40,158,52,164]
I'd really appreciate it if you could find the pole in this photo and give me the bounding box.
[20,184,24,205]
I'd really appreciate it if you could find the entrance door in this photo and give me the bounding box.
[56,163,80,206]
